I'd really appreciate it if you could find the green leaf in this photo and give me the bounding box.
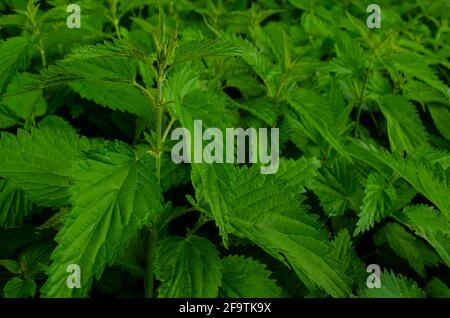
[41,142,163,297]
[346,140,450,219]
[173,89,238,132]
[378,95,428,153]
[155,235,222,298]
[395,205,450,268]
[0,179,33,227]
[70,80,153,119]
[358,270,425,298]
[0,36,32,93]
[37,56,154,119]
[426,278,450,298]
[0,126,90,207]
[429,104,450,142]
[114,231,146,277]
[355,173,397,234]
[220,255,283,298]
[38,115,78,133]
[0,259,21,274]
[288,89,351,160]
[330,230,366,284]
[0,105,20,128]
[0,226,51,259]
[403,80,448,105]
[4,277,36,298]
[375,223,441,277]
[391,53,449,98]
[307,159,364,217]
[118,0,156,16]
[192,162,352,297]
[329,32,367,77]
[19,241,55,275]
[66,34,155,64]
[160,154,190,192]
[172,39,243,67]
[239,39,279,94]
[2,73,47,122]
[232,97,279,126]
[0,14,26,27]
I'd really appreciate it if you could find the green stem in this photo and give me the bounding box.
[144,228,157,298]
[160,207,197,231]
[144,71,165,298]
[39,44,47,68]
[188,216,213,237]
[113,19,122,39]
[133,82,155,105]
[109,0,122,39]
[155,76,164,183]
[144,4,172,298]
[162,116,176,144]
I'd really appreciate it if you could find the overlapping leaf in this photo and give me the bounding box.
[0,126,90,207]
[155,235,222,298]
[220,255,283,298]
[192,160,352,297]
[41,142,163,297]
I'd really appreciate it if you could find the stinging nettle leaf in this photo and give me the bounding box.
[3,277,36,298]
[355,172,397,234]
[391,53,449,98]
[220,255,283,298]
[172,39,243,67]
[395,205,450,268]
[0,126,90,208]
[0,36,32,93]
[307,159,364,217]
[375,222,441,277]
[2,73,47,122]
[426,278,450,298]
[192,162,352,297]
[428,104,450,142]
[378,95,428,153]
[41,142,163,297]
[346,140,450,220]
[358,270,425,298]
[155,235,222,298]
[0,179,33,228]
[288,88,352,160]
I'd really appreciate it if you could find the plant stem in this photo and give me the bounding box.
[162,116,176,143]
[144,70,165,298]
[155,76,164,183]
[188,216,213,236]
[39,42,47,68]
[110,0,122,39]
[160,207,197,230]
[133,81,155,105]
[144,228,157,298]
[113,19,122,39]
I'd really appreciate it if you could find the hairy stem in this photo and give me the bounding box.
[155,76,164,183]
[144,228,158,298]
[145,70,165,298]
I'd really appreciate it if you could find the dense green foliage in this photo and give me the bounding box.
[0,0,449,298]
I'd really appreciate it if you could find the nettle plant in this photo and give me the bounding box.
[0,0,449,298]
